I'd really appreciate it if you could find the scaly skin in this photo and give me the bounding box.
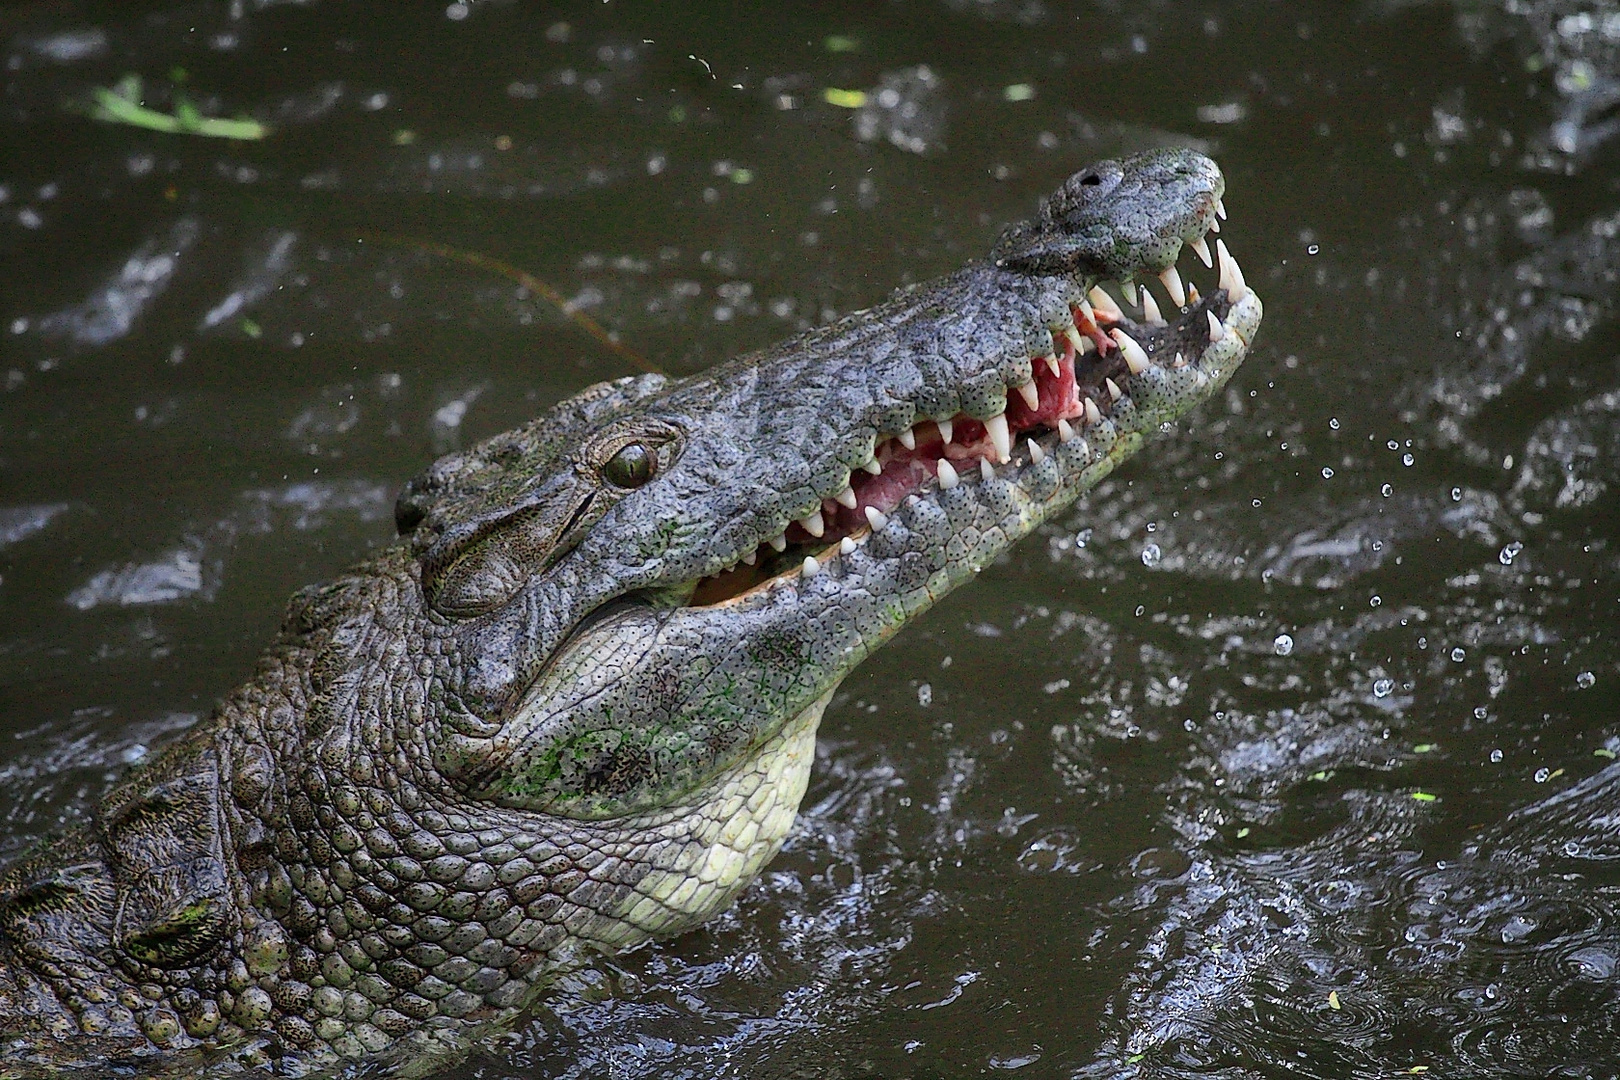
[0,148,1260,1075]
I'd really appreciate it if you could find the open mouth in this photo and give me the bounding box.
[689,220,1254,608]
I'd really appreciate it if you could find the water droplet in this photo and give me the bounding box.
[1134,605,1146,617]
[1577,671,1596,689]
[1534,767,1551,783]
[1370,595,1382,607]
[1490,749,1503,762]
[1381,483,1393,497]
[1329,417,1340,430]
[1141,543,1162,567]
[1450,647,1466,662]
[1499,541,1523,566]
[1274,633,1294,657]
[1307,244,1320,255]
[1387,440,1400,451]
[1373,678,1394,698]
[1451,486,1462,501]
[1321,467,1334,479]
[917,683,932,707]
[1402,453,1415,466]
[1474,706,1489,719]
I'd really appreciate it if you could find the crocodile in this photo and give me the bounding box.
[0,147,1260,1075]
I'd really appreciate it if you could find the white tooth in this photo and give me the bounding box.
[898,427,916,450]
[1139,286,1165,325]
[1027,438,1045,464]
[1190,236,1213,268]
[839,536,857,556]
[938,419,954,444]
[1057,418,1075,443]
[769,533,787,552]
[1083,398,1103,425]
[979,458,994,482]
[1187,282,1201,304]
[1208,215,1219,233]
[742,549,757,565]
[1043,353,1062,378]
[799,509,825,538]
[801,556,820,578]
[1159,265,1186,308]
[1206,310,1225,343]
[1215,196,1227,220]
[985,413,1012,463]
[1173,351,1186,367]
[1064,325,1084,354]
[1077,297,1095,322]
[1216,239,1247,300]
[1087,286,1123,322]
[835,486,858,509]
[864,505,888,530]
[862,458,883,475]
[1110,328,1151,375]
[1016,380,1040,411]
[1105,377,1122,401]
[936,458,959,489]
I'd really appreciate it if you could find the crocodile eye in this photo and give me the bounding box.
[602,442,655,488]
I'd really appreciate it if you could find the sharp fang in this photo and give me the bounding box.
[1190,236,1213,268]
[1064,325,1085,354]
[864,506,888,530]
[862,458,883,475]
[1077,297,1096,322]
[979,458,994,482]
[1083,398,1103,425]
[898,427,916,450]
[1043,353,1061,378]
[1187,282,1201,303]
[835,486,858,509]
[1206,310,1226,342]
[1088,286,1123,322]
[1105,377,1122,401]
[1139,290,1168,331]
[1028,437,1044,464]
[742,549,757,565]
[985,413,1012,463]
[1110,328,1151,374]
[769,533,787,552]
[1016,380,1040,411]
[1159,265,1186,308]
[936,458,959,489]
[802,556,820,578]
[938,418,954,444]
[1215,197,1227,220]
[1057,418,1075,442]
[1216,239,1247,300]
[799,509,825,537]
[839,536,857,556]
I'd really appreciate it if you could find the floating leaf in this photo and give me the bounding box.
[1411,791,1438,803]
[823,87,868,108]
[1328,990,1341,1010]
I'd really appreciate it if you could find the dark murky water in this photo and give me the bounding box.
[4,1,1620,1076]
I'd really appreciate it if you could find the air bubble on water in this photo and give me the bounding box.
[1274,633,1294,656]
[1329,417,1340,430]
[1141,543,1162,567]
[1490,749,1504,762]
[1135,605,1146,616]
[1451,647,1466,662]
[1387,440,1399,451]
[917,683,932,707]
[1307,244,1320,255]
[1499,541,1523,566]
[1534,767,1551,783]
[1577,671,1596,689]
[1474,706,1489,719]
[1451,487,1462,501]
[1402,453,1414,466]
[1373,678,1394,698]
[1381,483,1393,497]
[1321,467,1334,479]
[1370,595,1382,607]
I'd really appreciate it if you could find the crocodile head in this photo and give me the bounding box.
[0,148,1259,1069]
